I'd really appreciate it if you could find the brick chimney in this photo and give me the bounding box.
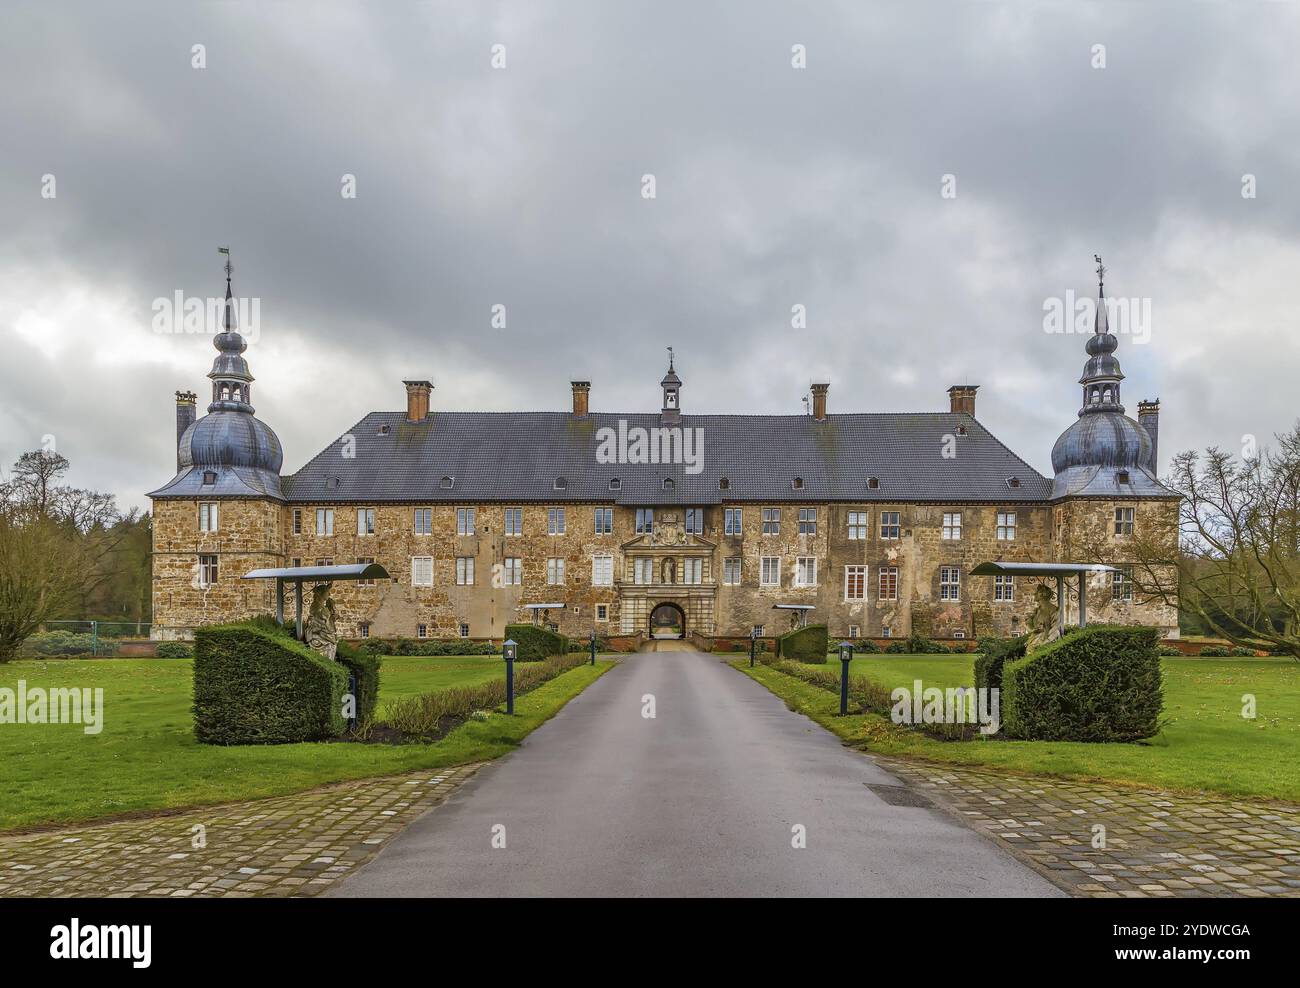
[571,381,590,417]
[1137,399,1160,473]
[403,380,432,422]
[947,384,979,416]
[810,383,829,422]
[175,391,196,471]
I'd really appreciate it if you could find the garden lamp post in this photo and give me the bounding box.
[838,641,854,715]
[589,629,597,666]
[503,638,517,714]
[750,626,759,668]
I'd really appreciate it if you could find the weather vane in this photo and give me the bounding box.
[1093,253,1105,291]
[218,245,232,282]
[667,345,674,371]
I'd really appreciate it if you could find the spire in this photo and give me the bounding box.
[660,347,681,422]
[1077,255,1123,416]
[208,247,254,413]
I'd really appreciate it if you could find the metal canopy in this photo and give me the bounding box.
[773,603,816,628]
[522,603,568,610]
[971,561,1119,635]
[242,563,391,640]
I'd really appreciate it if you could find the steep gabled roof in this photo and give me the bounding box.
[279,410,1052,504]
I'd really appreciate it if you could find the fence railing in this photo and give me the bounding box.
[21,620,153,657]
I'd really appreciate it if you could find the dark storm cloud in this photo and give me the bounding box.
[1,0,1297,509]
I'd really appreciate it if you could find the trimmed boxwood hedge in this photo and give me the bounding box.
[336,641,381,724]
[193,622,349,745]
[778,624,829,663]
[1002,625,1163,742]
[974,635,1028,694]
[503,624,566,661]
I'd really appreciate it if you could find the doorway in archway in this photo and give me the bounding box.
[649,602,686,639]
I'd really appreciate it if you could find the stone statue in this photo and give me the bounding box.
[1027,583,1060,650]
[305,583,338,661]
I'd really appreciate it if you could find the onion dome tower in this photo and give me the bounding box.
[1050,258,1164,498]
[148,253,284,499]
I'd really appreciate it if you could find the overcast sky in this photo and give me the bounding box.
[1,1,1297,512]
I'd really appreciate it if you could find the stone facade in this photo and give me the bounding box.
[152,495,1179,641]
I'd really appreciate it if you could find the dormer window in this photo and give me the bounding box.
[1006,476,1021,489]
[1116,470,1130,485]
[867,477,880,490]
[956,425,968,436]
[202,470,217,486]
[554,477,568,491]
[378,424,391,435]
[792,477,804,490]
[609,478,621,491]
[718,477,730,491]
[439,476,454,490]
[662,478,675,491]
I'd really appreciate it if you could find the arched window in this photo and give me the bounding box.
[662,478,675,491]
[718,477,730,490]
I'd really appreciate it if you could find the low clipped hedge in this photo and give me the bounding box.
[778,624,829,663]
[504,624,567,661]
[156,641,193,659]
[193,622,348,745]
[974,635,1028,694]
[357,637,498,656]
[1002,625,1163,742]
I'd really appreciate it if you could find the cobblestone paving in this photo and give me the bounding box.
[0,764,481,898]
[878,757,1300,898]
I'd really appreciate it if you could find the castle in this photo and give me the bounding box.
[149,262,1179,644]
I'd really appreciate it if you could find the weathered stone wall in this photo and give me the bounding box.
[152,495,1180,640]
[151,499,283,640]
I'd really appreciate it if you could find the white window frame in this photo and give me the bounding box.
[762,508,780,535]
[878,566,899,601]
[592,554,613,586]
[503,557,522,585]
[939,566,961,601]
[459,623,470,638]
[596,604,609,622]
[723,557,742,585]
[880,511,900,539]
[198,554,218,587]
[1112,566,1134,602]
[795,556,818,587]
[724,508,743,536]
[456,556,474,586]
[1115,506,1135,536]
[199,502,218,533]
[844,565,866,601]
[848,624,860,638]
[547,557,566,586]
[316,508,334,536]
[634,558,654,585]
[414,507,433,535]
[798,508,817,535]
[292,508,302,535]
[456,507,476,536]
[411,556,433,587]
[548,507,566,535]
[847,511,867,540]
[685,509,704,535]
[417,623,428,639]
[941,512,962,541]
[594,507,613,534]
[682,558,703,585]
[357,507,376,536]
[635,509,654,535]
[994,574,1014,601]
[996,511,1017,541]
[760,556,781,587]
[504,507,522,536]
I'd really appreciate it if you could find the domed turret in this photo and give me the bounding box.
[1050,258,1166,498]
[148,252,284,499]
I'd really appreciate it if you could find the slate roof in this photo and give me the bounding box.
[276,410,1054,505]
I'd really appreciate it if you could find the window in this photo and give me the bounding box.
[880,511,901,539]
[554,477,567,491]
[1117,470,1131,485]
[609,478,622,491]
[940,566,961,601]
[459,623,470,638]
[417,624,428,639]
[719,477,730,490]
[682,558,703,584]
[547,558,566,585]
[595,508,613,534]
[359,623,370,639]
[847,511,867,540]
[292,508,302,535]
[996,511,1017,541]
[457,507,476,536]
[198,554,218,587]
[502,557,522,585]
[439,476,454,490]
[547,507,566,535]
[315,557,333,567]
[357,508,375,536]
[798,508,817,535]
[994,574,1014,601]
[456,557,474,585]
[412,556,433,587]
[291,558,301,568]
[1112,566,1134,602]
[662,478,675,491]
[635,509,654,535]
[762,508,780,535]
[504,507,522,536]
[878,566,899,600]
[316,508,334,536]
[941,512,962,540]
[848,624,860,638]
[792,477,804,490]
[760,556,781,586]
[723,557,742,585]
[634,558,654,584]
[202,470,217,486]
[357,556,375,586]
[1115,507,1134,536]
[685,509,704,534]
[881,626,892,638]
[199,502,218,532]
[752,625,764,637]
[954,630,966,640]
[592,554,613,586]
[796,557,818,587]
[844,565,866,601]
[414,508,432,535]
[724,508,743,535]
[596,604,608,622]
[867,476,880,490]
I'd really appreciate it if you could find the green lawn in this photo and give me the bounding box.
[0,655,612,832]
[740,654,1300,803]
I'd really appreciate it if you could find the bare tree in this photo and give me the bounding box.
[1126,425,1300,658]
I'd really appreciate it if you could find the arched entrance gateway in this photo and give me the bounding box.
[649,602,686,639]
